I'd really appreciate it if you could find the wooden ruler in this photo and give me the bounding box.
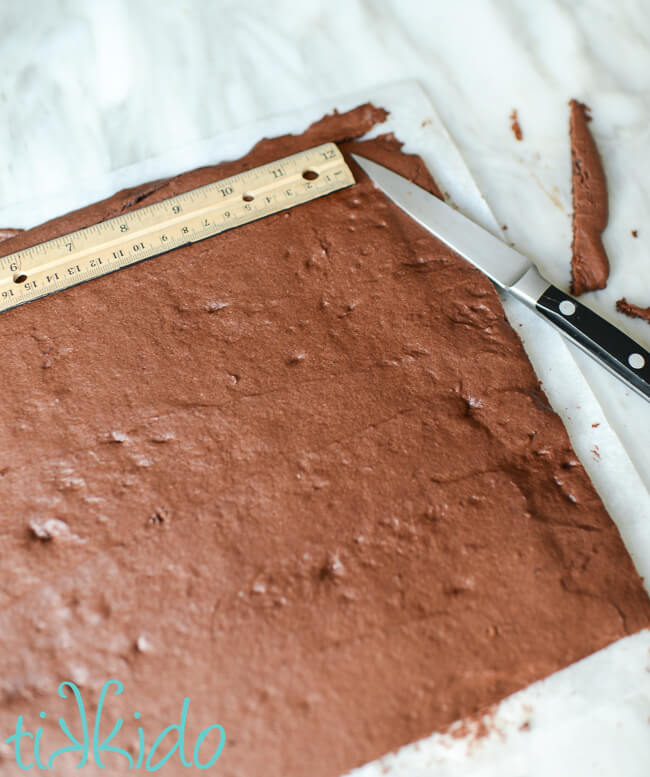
[0,142,355,314]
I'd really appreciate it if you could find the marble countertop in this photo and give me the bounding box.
[1,2,649,775]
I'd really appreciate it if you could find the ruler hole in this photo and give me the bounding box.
[302,170,319,181]
[242,194,255,202]
[13,273,27,284]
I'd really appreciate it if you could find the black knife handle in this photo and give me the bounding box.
[536,285,650,401]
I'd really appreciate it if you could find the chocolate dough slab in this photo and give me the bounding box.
[569,99,610,296]
[0,106,649,777]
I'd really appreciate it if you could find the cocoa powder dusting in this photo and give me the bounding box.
[0,105,648,777]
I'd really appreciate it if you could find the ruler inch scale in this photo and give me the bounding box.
[0,143,355,314]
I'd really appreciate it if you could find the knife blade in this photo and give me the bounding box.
[351,153,650,403]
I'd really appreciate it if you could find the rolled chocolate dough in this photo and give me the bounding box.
[0,227,23,243]
[617,297,650,324]
[569,99,610,296]
[0,105,648,777]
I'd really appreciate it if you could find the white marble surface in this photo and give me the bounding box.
[1,2,649,775]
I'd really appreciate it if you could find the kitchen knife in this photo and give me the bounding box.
[351,153,650,403]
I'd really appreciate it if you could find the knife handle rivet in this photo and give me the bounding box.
[559,300,576,316]
[628,353,646,370]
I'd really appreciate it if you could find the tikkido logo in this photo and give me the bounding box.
[4,681,226,771]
